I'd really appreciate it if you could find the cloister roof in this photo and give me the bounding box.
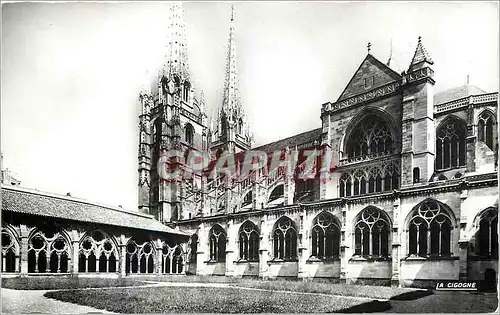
[1,185,190,236]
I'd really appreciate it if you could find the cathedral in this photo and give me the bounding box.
[2,3,498,289]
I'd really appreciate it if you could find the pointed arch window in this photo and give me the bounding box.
[345,115,394,159]
[78,230,118,273]
[162,243,184,274]
[407,200,454,257]
[238,221,260,261]
[273,217,297,260]
[28,228,71,273]
[209,225,226,262]
[475,208,498,258]
[237,118,243,135]
[436,117,466,170]
[311,212,340,259]
[242,191,253,207]
[183,81,191,102]
[2,228,19,273]
[477,111,496,151]
[354,207,390,257]
[125,241,155,274]
[185,123,194,145]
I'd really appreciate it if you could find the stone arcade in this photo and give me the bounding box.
[2,3,498,288]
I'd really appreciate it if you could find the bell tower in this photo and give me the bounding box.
[401,37,436,186]
[141,2,208,222]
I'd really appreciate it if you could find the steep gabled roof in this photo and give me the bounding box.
[408,37,433,71]
[337,54,401,102]
[1,185,190,236]
[253,128,322,153]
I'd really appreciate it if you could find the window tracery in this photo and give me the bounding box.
[407,200,454,257]
[2,228,19,273]
[273,217,297,260]
[162,243,184,274]
[78,230,118,273]
[311,212,340,259]
[477,111,496,151]
[436,117,466,170]
[353,207,390,257]
[475,207,498,258]
[346,116,394,159]
[29,228,71,273]
[238,221,259,261]
[125,241,155,274]
[209,225,226,262]
[339,161,399,197]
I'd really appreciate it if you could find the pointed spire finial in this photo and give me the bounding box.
[367,42,372,54]
[231,4,234,21]
[409,35,433,71]
[387,38,393,66]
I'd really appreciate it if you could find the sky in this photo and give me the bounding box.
[2,1,498,210]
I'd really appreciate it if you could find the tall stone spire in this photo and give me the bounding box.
[222,5,241,116]
[211,5,252,153]
[162,2,190,81]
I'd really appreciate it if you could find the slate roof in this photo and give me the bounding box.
[1,185,189,236]
[253,128,323,153]
[434,84,487,105]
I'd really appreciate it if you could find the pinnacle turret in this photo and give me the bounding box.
[408,36,434,72]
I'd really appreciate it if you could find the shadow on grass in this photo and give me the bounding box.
[334,290,434,313]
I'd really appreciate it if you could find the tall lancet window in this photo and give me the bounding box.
[209,225,226,262]
[238,221,259,261]
[183,81,190,102]
[185,123,194,145]
[475,207,498,259]
[436,117,466,170]
[272,217,297,260]
[237,118,243,135]
[311,212,340,259]
[477,111,496,151]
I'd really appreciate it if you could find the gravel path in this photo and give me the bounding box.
[1,288,115,314]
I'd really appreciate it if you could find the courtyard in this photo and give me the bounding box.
[1,276,498,313]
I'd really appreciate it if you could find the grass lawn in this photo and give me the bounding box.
[44,286,499,313]
[1,277,148,290]
[44,286,366,313]
[227,278,422,299]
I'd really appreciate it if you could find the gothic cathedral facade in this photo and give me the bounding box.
[138,4,498,287]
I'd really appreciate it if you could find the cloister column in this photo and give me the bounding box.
[339,202,349,283]
[119,235,127,277]
[71,234,79,274]
[225,219,236,277]
[391,197,401,287]
[259,215,270,279]
[458,187,469,281]
[156,240,163,274]
[196,222,206,276]
[298,208,309,279]
[19,225,29,275]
